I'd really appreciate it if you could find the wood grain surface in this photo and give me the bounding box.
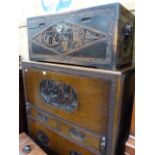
[24,68,110,135]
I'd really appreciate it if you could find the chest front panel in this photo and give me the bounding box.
[27,3,134,69]
[24,67,112,135]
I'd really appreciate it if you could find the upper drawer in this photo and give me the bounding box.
[23,65,111,135]
[60,121,101,151]
[29,105,58,130]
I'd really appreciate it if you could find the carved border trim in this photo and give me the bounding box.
[105,79,117,155]
[22,61,117,80]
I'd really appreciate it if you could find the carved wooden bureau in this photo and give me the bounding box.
[22,60,134,155]
[27,3,134,69]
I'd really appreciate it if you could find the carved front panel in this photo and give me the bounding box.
[40,80,78,112]
[33,22,106,55]
[24,66,110,135]
[29,6,118,66]
[28,4,134,68]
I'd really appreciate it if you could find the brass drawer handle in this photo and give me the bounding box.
[38,23,45,27]
[81,17,91,22]
[70,151,82,155]
[69,128,85,142]
[122,24,133,52]
[36,131,49,147]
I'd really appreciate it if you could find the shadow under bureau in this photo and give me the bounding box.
[22,61,134,155]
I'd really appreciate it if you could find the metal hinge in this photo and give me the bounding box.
[100,136,106,154]
[26,102,31,115]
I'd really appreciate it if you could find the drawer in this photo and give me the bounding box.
[27,104,102,152]
[60,121,101,151]
[29,105,58,130]
[28,118,97,155]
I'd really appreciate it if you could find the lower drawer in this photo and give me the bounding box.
[60,121,101,150]
[28,118,97,155]
[28,104,102,153]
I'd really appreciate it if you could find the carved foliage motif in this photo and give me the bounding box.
[40,80,78,112]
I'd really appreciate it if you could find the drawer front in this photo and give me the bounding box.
[23,67,110,135]
[60,121,101,150]
[28,118,97,155]
[30,106,58,130]
[28,105,102,152]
